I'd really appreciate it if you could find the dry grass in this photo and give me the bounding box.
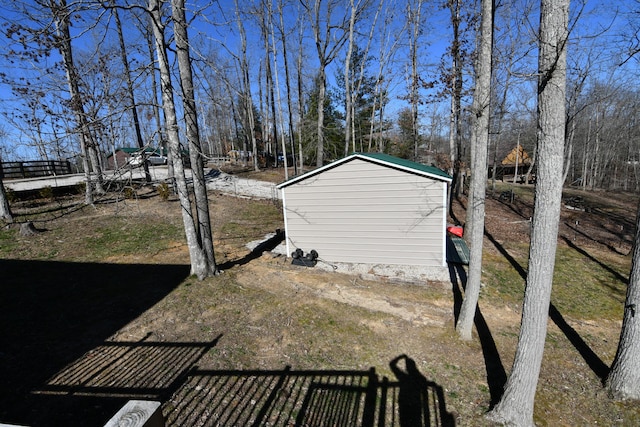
[1,181,639,426]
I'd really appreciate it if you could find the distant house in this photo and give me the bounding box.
[106,147,140,170]
[276,153,452,272]
[106,147,176,170]
[488,145,534,183]
[107,147,166,170]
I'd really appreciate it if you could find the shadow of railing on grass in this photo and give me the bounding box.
[24,336,221,427]
[35,335,221,399]
[165,356,456,427]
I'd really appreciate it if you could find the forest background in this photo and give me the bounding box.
[0,0,638,193]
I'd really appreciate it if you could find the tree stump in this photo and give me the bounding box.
[19,221,40,236]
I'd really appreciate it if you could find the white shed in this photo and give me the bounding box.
[277,153,452,270]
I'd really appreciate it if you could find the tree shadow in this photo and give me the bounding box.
[564,221,631,256]
[164,355,455,426]
[0,259,192,426]
[448,263,507,408]
[560,235,629,288]
[218,229,285,270]
[483,229,610,381]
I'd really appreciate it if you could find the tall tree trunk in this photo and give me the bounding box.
[172,0,218,277]
[260,9,279,169]
[316,65,327,166]
[456,0,493,341]
[143,12,172,186]
[487,0,569,424]
[606,200,640,399]
[149,0,209,279]
[0,176,12,222]
[278,0,297,175]
[50,0,104,202]
[114,4,151,183]
[448,0,464,199]
[259,62,270,166]
[369,0,401,153]
[266,0,289,179]
[408,0,423,160]
[234,0,259,171]
[296,8,305,172]
[302,0,352,167]
[343,0,355,157]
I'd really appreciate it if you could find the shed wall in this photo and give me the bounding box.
[282,158,446,267]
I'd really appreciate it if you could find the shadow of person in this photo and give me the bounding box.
[390,354,431,427]
[390,355,456,427]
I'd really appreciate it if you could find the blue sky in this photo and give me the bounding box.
[0,0,637,160]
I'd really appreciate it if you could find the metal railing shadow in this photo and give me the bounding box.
[165,356,456,427]
[35,334,221,399]
[25,335,221,426]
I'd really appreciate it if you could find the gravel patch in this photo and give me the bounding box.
[205,171,280,200]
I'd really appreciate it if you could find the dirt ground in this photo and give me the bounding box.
[1,177,640,426]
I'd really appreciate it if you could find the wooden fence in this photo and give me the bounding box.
[0,160,74,179]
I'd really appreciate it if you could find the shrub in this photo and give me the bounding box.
[75,182,86,195]
[123,187,137,199]
[4,187,17,203]
[157,182,171,201]
[39,185,54,201]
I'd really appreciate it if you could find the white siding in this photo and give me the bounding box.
[282,158,446,267]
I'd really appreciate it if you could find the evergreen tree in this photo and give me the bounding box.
[301,75,344,164]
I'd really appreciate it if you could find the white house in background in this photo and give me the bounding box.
[276,153,452,273]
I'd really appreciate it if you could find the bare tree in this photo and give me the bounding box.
[0,180,11,222]
[300,0,352,166]
[295,5,306,171]
[276,0,298,175]
[487,0,570,423]
[340,0,378,156]
[172,0,218,277]
[447,0,464,198]
[605,1,640,400]
[265,0,290,179]
[112,3,151,183]
[368,0,403,153]
[606,200,640,399]
[140,11,172,181]
[234,0,259,171]
[258,2,279,169]
[456,0,493,340]
[48,0,106,203]
[0,143,12,222]
[149,0,214,279]
[406,0,423,160]
[343,0,356,156]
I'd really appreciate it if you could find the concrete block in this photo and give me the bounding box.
[103,400,164,427]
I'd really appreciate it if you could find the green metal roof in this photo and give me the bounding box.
[354,152,452,180]
[117,147,145,154]
[277,152,451,189]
